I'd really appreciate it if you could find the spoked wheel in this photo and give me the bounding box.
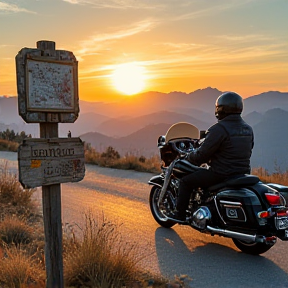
[149,185,176,228]
[232,238,275,255]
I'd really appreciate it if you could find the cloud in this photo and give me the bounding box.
[62,0,160,9]
[140,36,288,79]
[213,34,274,43]
[172,0,256,21]
[76,19,156,56]
[0,1,35,13]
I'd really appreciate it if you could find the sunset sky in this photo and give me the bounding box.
[0,0,287,102]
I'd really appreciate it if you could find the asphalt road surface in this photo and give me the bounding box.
[1,151,288,288]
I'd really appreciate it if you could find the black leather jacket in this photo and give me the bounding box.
[188,114,254,177]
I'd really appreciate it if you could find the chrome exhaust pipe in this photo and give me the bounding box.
[206,225,256,242]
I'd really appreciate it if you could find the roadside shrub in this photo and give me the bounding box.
[84,145,101,165]
[84,144,161,173]
[63,212,144,288]
[252,167,288,186]
[0,246,45,288]
[0,217,34,247]
[101,146,120,159]
[0,139,19,152]
[0,165,36,221]
[111,155,161,173]
[139,155,146,163]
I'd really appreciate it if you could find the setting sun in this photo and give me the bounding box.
[111,63,146,95]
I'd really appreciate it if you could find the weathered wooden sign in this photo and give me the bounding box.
[18,137,85,188]
[16,41,79,123]
[16,41,83,287]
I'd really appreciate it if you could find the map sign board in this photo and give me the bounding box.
[26,59,75,112]
[16,45,79,123]
[18,138,85,188]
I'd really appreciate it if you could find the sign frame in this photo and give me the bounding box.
[16,43,79,123]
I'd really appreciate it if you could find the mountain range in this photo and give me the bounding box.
[1,87,288,173]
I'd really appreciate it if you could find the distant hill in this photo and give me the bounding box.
[77,87,222,118]
[243,91,288,115]
[59,112,110,137]
[251,108,288,172]
[0,96,20,124]
[1,88,288,172]
[1,89,288,135]
[95,110,211,137]
[80,123,171,157]
[81,108,288,173]
[243,111,263,127]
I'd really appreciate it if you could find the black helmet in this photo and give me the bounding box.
[215,92,243,120]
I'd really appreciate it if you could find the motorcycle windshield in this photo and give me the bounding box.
[165,122,200,142]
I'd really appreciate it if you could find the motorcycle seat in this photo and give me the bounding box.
[208,174,260,192]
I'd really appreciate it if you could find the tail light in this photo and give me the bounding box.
[276,211,288,217]
[265,193,281,205]
[258,211,270,218]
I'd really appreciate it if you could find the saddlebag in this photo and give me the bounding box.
[215,188,263,228]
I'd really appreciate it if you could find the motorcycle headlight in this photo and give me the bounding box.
[157,135,166,148]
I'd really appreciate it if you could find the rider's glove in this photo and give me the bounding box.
[180,152,189,160]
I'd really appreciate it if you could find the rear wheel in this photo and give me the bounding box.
[232,238,275,255]
[149,185,176,228]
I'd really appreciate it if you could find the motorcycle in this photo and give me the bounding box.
[148,122,288,255]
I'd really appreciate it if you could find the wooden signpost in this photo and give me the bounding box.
[18,138,85,187]
[16,41,85,288]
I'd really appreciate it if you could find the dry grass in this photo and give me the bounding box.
[0,217,34,247]
[252,167,288,186]
[0,163,45,288]
[0,246,45,288]
[0,139,19,152]
[63,212,147,288]
[0,161,183,288]
[0,164,37,222]
[85,146,161,174]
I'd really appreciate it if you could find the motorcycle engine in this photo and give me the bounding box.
[191,206,212,230]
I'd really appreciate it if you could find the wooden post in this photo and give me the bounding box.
[40,122,63,288]
[16,40,82,288]
[38,39,63,288]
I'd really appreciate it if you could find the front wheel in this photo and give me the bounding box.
[232,238,275,255]
[149,185,176,228]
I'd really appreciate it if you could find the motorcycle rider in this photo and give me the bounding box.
[168,91,254,222]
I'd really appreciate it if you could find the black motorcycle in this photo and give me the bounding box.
[148,122,288,255]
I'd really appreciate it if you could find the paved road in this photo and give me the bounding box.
[1,152,288,288]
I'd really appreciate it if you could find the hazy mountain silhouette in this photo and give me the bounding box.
[251,108,288,172]
[243,91,288,115]
[59,112,110,137]
[80,123,171,157]
[1,88,288,172]
[95,110,211,137]
[0,96,20,124]
[243,111,263,127]
[76,87,222,119]
[80,108,288,173]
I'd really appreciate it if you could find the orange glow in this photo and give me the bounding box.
[111,63,147,95]
[0,1,287,102]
